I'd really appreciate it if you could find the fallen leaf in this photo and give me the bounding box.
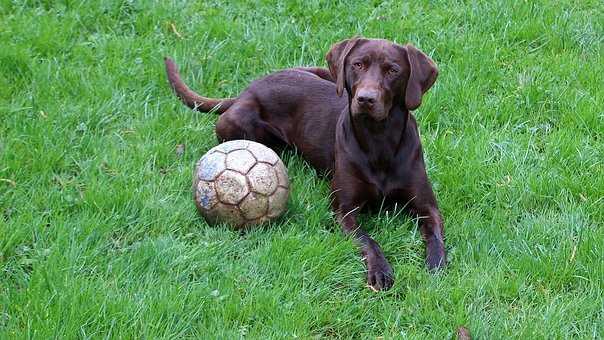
[176,144,186,157]
[366,284,379,292]
[170,22,183,39]
[0,179,16,187]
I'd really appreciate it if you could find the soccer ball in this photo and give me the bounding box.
[193,140,289,228]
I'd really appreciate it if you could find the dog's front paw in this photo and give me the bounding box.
[366,256,394,291]
[426,241,447,271]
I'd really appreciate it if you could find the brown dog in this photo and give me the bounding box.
[165,38,446,291]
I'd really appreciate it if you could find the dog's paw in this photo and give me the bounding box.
[426,243,447,272]
[366,256,394,291]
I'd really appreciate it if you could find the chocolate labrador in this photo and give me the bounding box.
[165,37,446,291]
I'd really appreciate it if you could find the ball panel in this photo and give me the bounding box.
[247,142,279,165]
[195,180,218,210]
[274,159,289,188]
[200,209,218,225]
[267,186,289,218]
[215,140,250,153]
[205,149,226,155]
[239,192,269,220]
[247,162,278,195]
[215,170,249,205]
[226,149,256,174]
[198,152,226,181]
[212,202,246,227]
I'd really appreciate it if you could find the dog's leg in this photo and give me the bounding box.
[332,182,394,291]
[337,206,394,291]
[215,103,287,152]
[402,175,447,271]
[295,67,334,82]
[215,103,258,142]
[414,202,446,271]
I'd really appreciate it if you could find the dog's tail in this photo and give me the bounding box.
[164,57,235,114]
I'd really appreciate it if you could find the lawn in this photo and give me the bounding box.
[1,0,603,338]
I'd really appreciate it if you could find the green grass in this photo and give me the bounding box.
[1,0,603,338]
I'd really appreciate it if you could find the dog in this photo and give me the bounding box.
[165,37,446,291]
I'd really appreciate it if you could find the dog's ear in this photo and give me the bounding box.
[326,38,361,97]
[404,44,438,110]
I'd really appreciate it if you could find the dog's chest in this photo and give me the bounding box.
[363,158,407,198]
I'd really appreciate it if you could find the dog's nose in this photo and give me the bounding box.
[356,89,377,105]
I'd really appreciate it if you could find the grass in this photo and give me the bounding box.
[1,0,603,338]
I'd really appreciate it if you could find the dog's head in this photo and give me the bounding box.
[326,38,438,121]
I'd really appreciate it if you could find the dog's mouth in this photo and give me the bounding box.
[350,103,388,122]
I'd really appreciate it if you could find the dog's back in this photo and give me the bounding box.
[234,69,347,171]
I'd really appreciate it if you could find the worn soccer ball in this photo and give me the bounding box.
[193,140,289,228]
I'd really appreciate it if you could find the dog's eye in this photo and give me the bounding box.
[388,68,399,75]
[353,62,363,69]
